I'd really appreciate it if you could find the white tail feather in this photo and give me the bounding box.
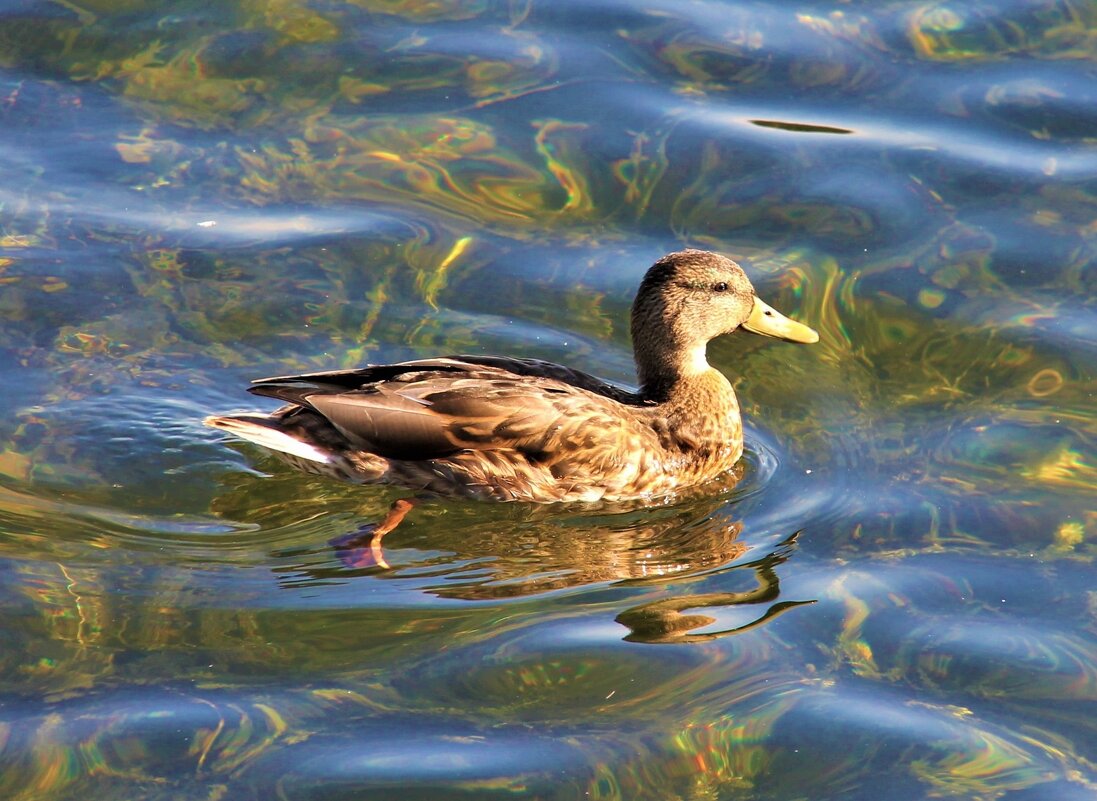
[203,415,332,464]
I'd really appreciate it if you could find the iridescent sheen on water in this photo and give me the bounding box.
[0,0,1094,799]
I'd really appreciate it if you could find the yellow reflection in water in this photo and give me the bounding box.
[585,692,800,800]
[907,0,1096,61]
[1022,445,1095,493]
[910,727,1056,798]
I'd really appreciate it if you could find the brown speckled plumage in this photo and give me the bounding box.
[205,249,818,506]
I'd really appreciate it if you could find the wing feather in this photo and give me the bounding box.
[241,356,655,466]
[308,389,458,460]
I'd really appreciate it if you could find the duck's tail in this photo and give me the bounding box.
[203,414,333,464]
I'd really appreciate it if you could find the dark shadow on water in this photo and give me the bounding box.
[749,119,854,135]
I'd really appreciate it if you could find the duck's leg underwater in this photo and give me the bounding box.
[330,498,416,570]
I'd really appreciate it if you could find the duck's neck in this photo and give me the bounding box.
[637,341,728,404]
[638,341,743,467]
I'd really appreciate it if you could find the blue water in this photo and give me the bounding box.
[0,1,1095,799]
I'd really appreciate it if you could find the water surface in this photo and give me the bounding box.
[0,1,1095,799]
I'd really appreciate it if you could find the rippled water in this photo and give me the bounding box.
[1,1,1095,799]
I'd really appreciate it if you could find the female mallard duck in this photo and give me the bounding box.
[205,249,817,559]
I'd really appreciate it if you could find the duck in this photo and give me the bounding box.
[205,249,818,563]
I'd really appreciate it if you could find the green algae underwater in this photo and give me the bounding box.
[0,0,1094,799]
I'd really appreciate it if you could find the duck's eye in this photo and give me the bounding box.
[713,282,728,293]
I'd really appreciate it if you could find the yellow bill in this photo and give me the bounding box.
[742,297,819,344]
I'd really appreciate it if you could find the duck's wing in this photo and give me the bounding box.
[246,358,650,462]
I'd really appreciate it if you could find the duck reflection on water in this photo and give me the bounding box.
[315,468,754,598]
[232,465,816,641]
[615,532,815,644]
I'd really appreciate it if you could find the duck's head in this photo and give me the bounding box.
[631,249,818,394]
